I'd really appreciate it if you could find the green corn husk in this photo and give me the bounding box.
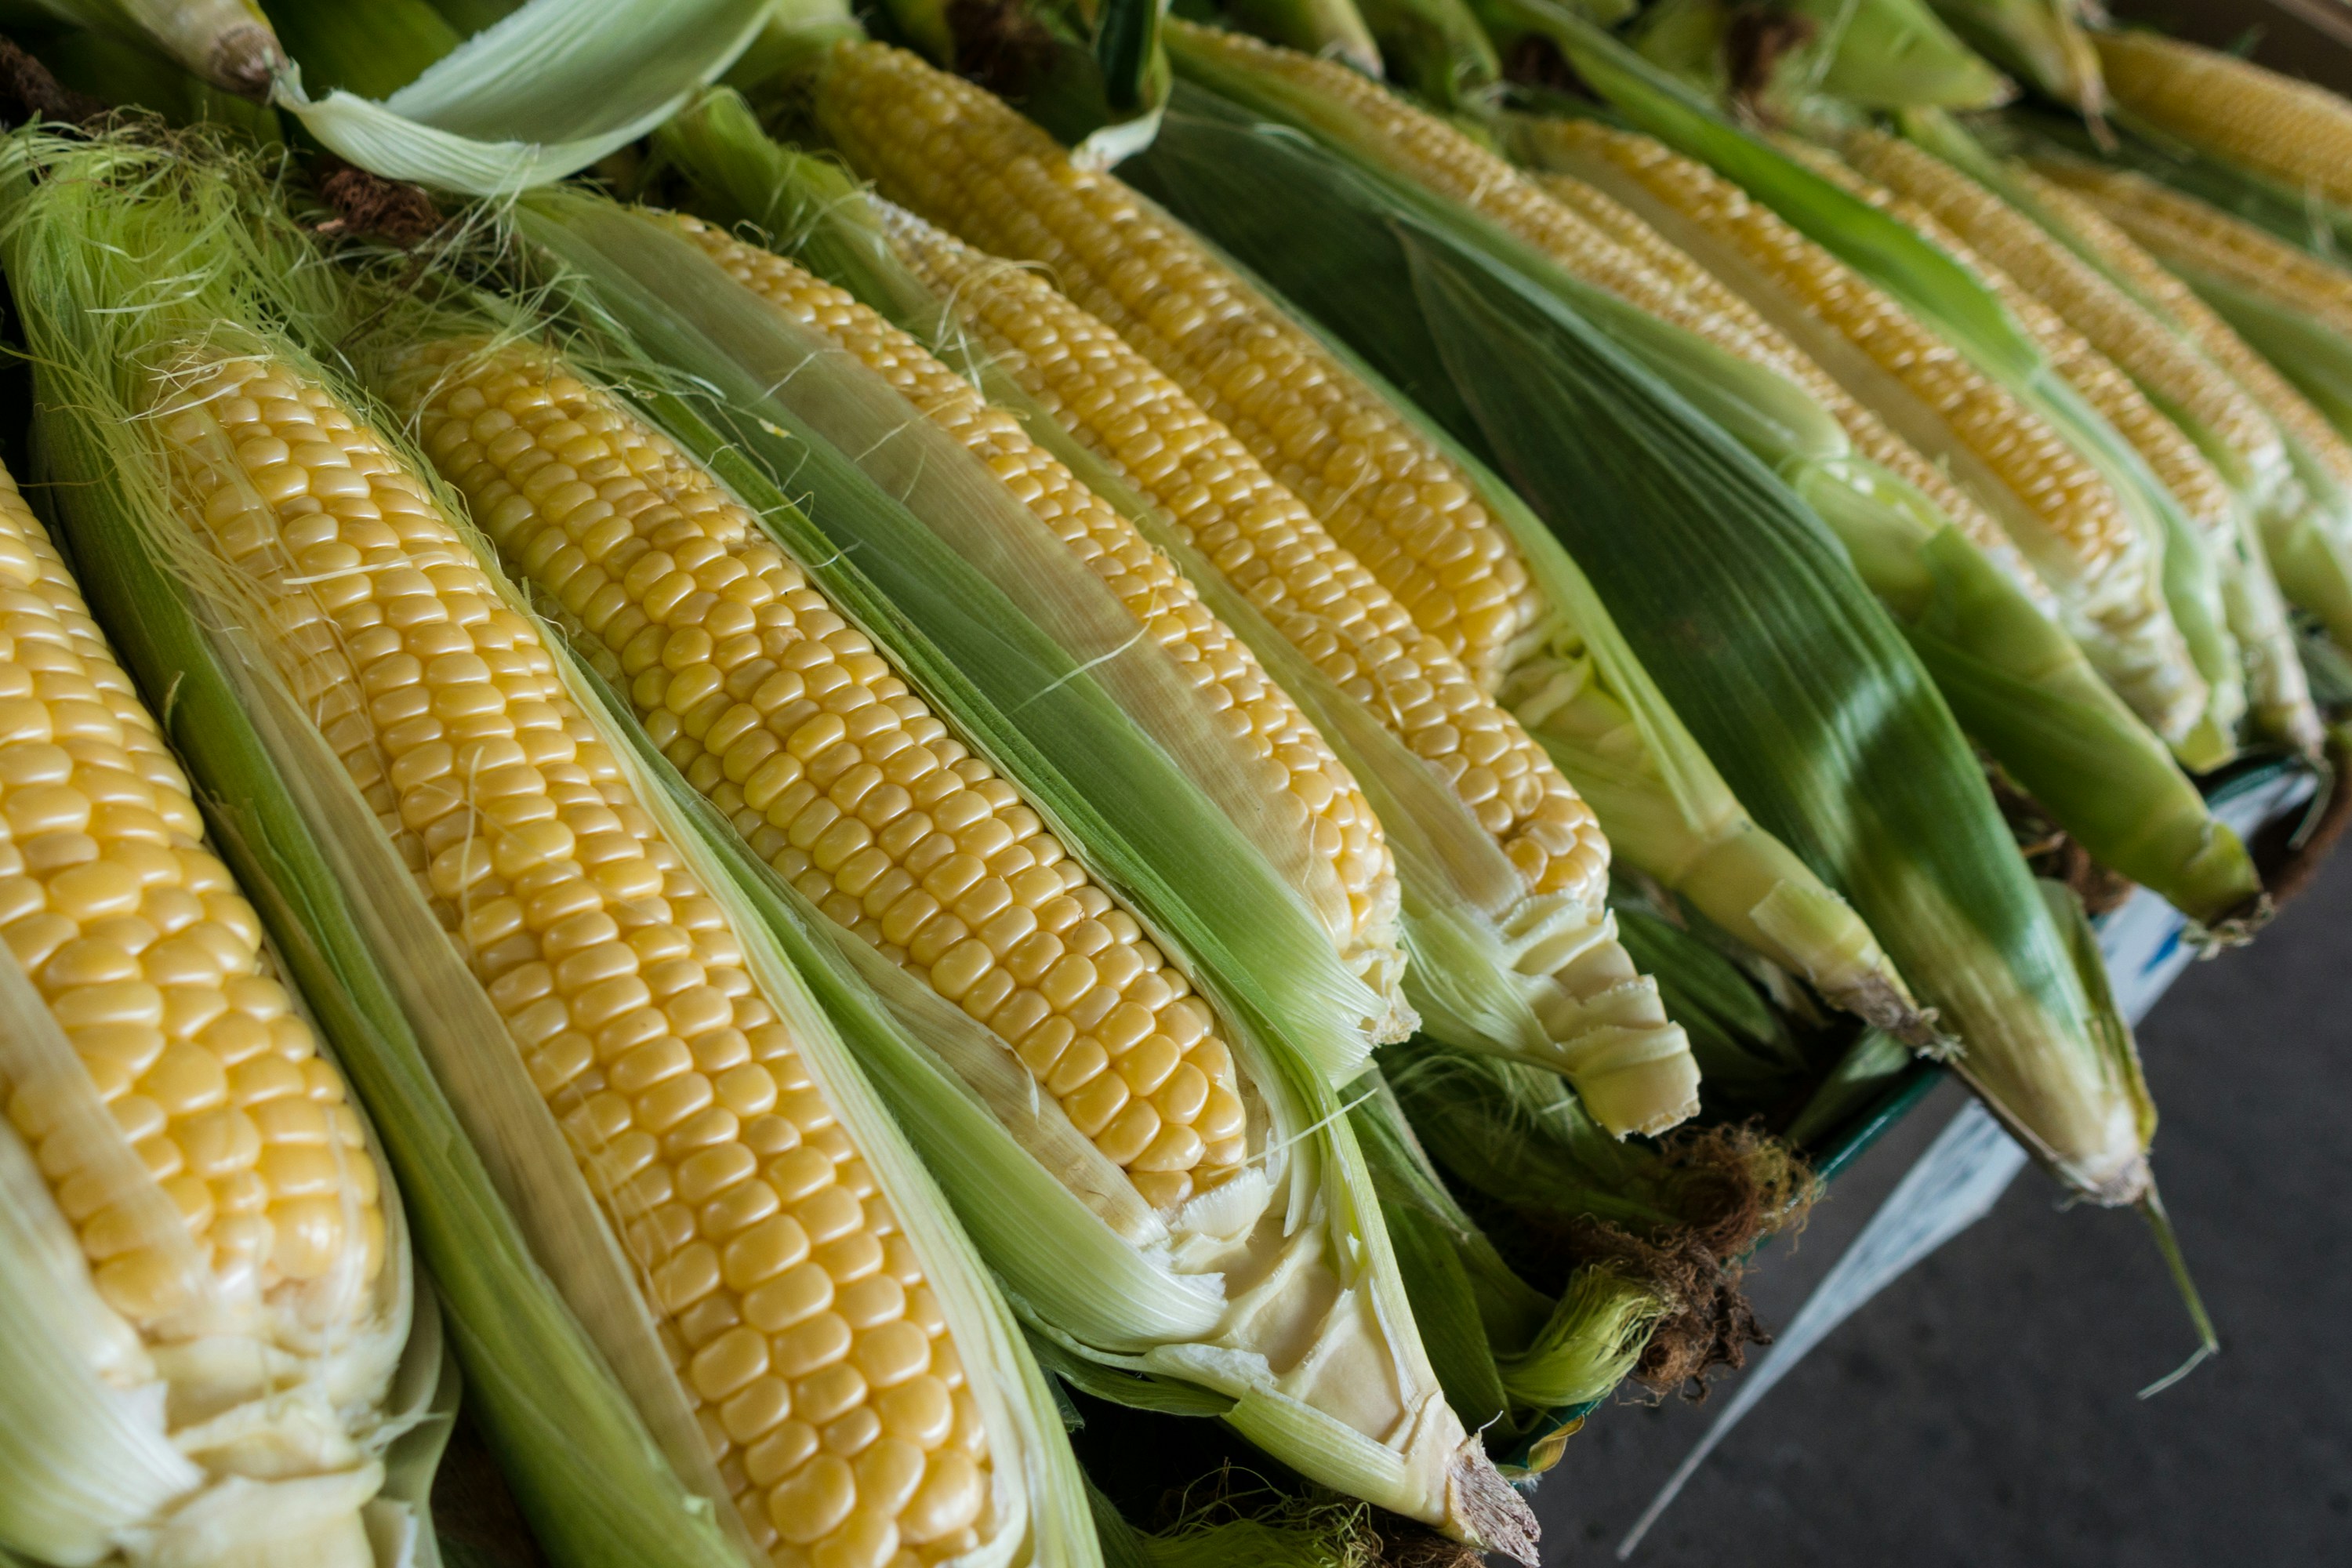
[333,191,1535,1552]
[1924,0,2103,114]
[655,88,1706,1134]
[0,0,283,94]
[1121,92,2159,1204]
[2,128,1102,1568]
[1628,0,2013,114]
[1145,34,2259,927]
[1345,1071,1664,1449]
[1515,28,2251,773]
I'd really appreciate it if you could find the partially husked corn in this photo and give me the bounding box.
[2095,29,2352,213]
[2023,164,2352,492]
[1167,23,2007,561]
[810,40,1547,694]
[1836,128,2285,496]
[666,216,1407,1001]
[153,353,993,1568]
[0,461,384,1330]
[2033,159,2352,347]
[396,338,1253,1210]
[873,205,1613,906]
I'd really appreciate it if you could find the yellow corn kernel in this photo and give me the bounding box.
[396,337,1256,1209]
[809,39,1546,694]
[154,353,992,1566]
[0,459,383,1327]
[2096,29,2352,214]
[874,204,1613,906]
[664,217,1407,1004]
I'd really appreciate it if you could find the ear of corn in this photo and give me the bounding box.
[1125,19,2156,1202]
[788,42,1942,1069]
[655,91,1732,1137]
[6,129,1101,1568]
[1851,116,2322,757]
[365,191,1539,1554]
[1515,117,2213,756]
[2016,157,2352,658]
[0,452,416,1568]
[2094,27,2352,216]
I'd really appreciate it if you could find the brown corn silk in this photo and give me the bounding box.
[151,352,996,1568]
[393,336,1256,1212]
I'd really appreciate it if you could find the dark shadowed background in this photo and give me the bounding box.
[1530,844,2352,1565]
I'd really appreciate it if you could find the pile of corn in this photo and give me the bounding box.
[0,2,2347,1566]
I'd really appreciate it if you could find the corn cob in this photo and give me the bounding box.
[663,222,1407,1002]
[153,352,997,1568]
[1838,125,2289,499]
[1530,118,2208,748]
[0,452,401,1564]
[807,40,1546,695]
[2035,159,2352,345]
[837,205,1721,1123]
[2095,27,2352,212]
[2022,165,2352,495]
[393,336,1259,1210]
[1167,20,2020,570]
[2,466,387,1318]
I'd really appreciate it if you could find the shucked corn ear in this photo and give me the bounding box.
[786,40,1926,1076]
[152,350,1010,1568]
[2094,28,2352,215]
[390,336,1258,1210]
[1523,117,2212,753]
[0,457,410,1567]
